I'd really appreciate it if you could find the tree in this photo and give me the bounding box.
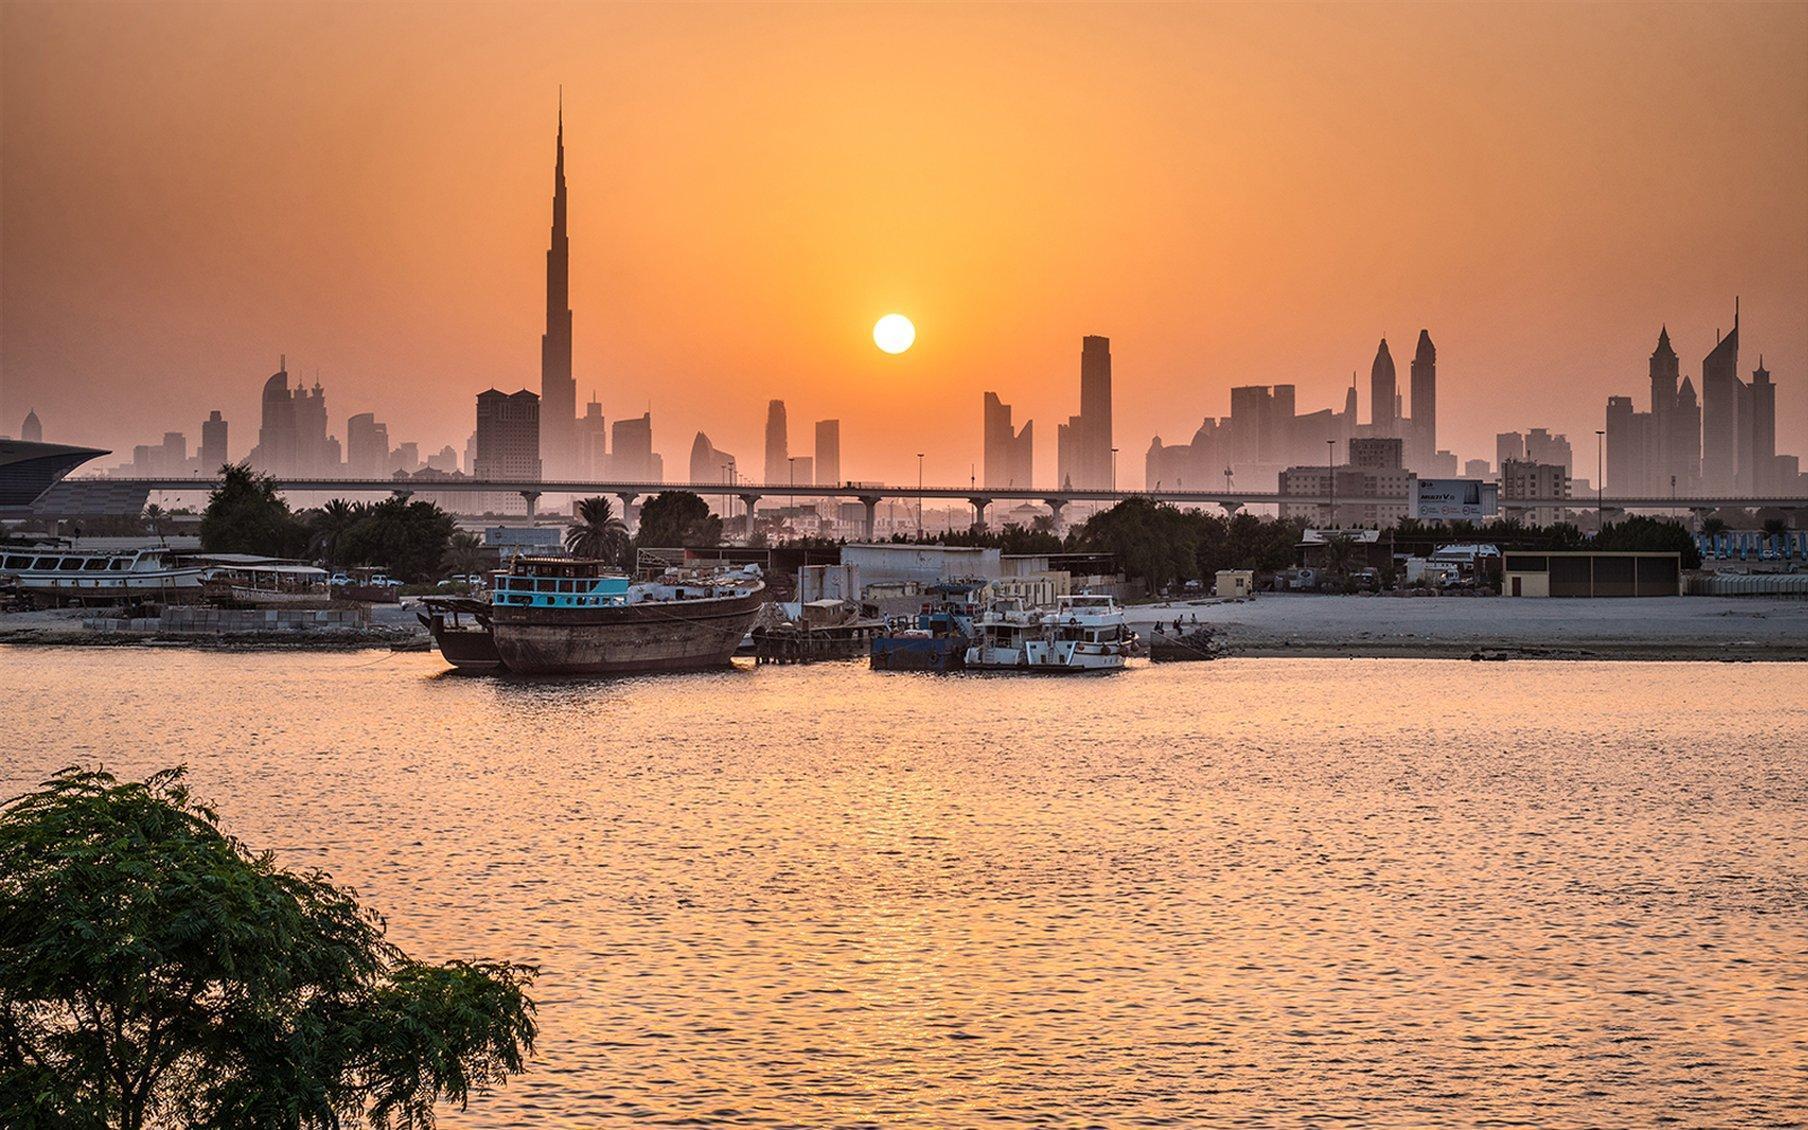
[441,530,490,578]
[0,768,535,1129]
[308,499,361,567]
[633,492,722,550]
[1595,514,1702,569]
[141,504,167,546]
[335,497,459,582]
[199,464,309,557]
[565,497,632,564]
[1075,497,1204,591]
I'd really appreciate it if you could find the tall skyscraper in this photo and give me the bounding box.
[1751,358,1776,494]
[1495,432,1525,473]
[1369,339,1397,436]
[1700,301,1739,493]
[539,100,576,478]
[346,412,390,477]
[198,411,227,472]
[576,397,607,478]
[689,432,735,484]
[20,410,42,443]
[763,400,788,484]
[475,388,541,512]
[983,392,1033,488]
[1057,336,1114,489]
[611,413,659,482]
[1408,330,1436,470]
[814,419,841,486]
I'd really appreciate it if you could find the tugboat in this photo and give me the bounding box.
[870,581,984,672]
[443,557,765,676]
[963,592,1135,673]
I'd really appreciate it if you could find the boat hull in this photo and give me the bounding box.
[490,588,764,675]
[871,634,969,672]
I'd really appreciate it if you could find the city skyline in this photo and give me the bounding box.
[3,3,1805,488]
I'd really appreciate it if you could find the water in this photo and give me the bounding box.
[3,647,1805,1127]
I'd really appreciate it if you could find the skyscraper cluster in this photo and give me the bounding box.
[1605,304,1784,496]
[1148,330,1448,492]
[759,400,842,486]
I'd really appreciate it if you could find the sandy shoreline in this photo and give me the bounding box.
[1125,594,1808,662]
[3,595,1804,661]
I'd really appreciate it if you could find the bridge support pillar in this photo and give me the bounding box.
[858,496,880,541]
[1045,498,1068,534]
[1219,500,1244,514]
[1690,507,1715,531]
[738,494,761,541]
[520,490,541,519]
[617,492,639,533]
[969,497,992,533]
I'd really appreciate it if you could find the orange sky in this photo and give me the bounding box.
[3,1,1805,488]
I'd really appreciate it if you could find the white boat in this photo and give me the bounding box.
[963,593,1135,673]
[0,545,208,603]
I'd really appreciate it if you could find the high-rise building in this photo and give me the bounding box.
[21,410,42,443]
[425,445,459,473]
[983,393,1033,488]
[576,397,607,478]
[1750,358,1776,495]
[1700,302,1740,493]
[611,413,658,482]
[198,411,227,472]
[1464,458,1492,479]
[389,442,420,474]
[1501,458,1571,525]
[1604,395,1648,494]
[1669,377,1700,493]
[1408,330,1436,470]
[689,432,735,484]
[475,389,541,513]
[814,419,841,486]
[539,102,577,478]
[1349,437,1403,470]
[789,456,814,487]
[1495,432,1525,472]
[346,412,390,477]
[249,358,337,475]
[1057,336,1114,489]
[1525,429,1573,474]
[1369,339,1397,437]
[763,400,788,484]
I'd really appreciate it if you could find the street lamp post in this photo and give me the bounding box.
[1595,429,1605,530]
[1111,447,1119,493]
[1327,438,1336,527]
[916,452,925,539]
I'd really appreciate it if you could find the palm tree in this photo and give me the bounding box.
[566,496,630,565]
[441,529,488,579]
[310,498,359,566]
[142,503,167,545]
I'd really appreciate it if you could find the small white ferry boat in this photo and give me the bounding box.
[0,545,207,604]
[963,593,1135,673]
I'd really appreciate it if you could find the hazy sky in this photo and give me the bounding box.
[3,1,1805,487]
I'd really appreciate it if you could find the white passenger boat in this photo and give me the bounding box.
[963,593,1135,673]
[0,545,207,603]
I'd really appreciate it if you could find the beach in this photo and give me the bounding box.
[1127,594,1808,661]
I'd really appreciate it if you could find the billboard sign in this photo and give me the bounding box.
[1412,478,1498,521]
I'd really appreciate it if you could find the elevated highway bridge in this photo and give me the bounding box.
[78,475,1808,539]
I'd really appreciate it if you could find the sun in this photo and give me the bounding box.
[873,313,915,355]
